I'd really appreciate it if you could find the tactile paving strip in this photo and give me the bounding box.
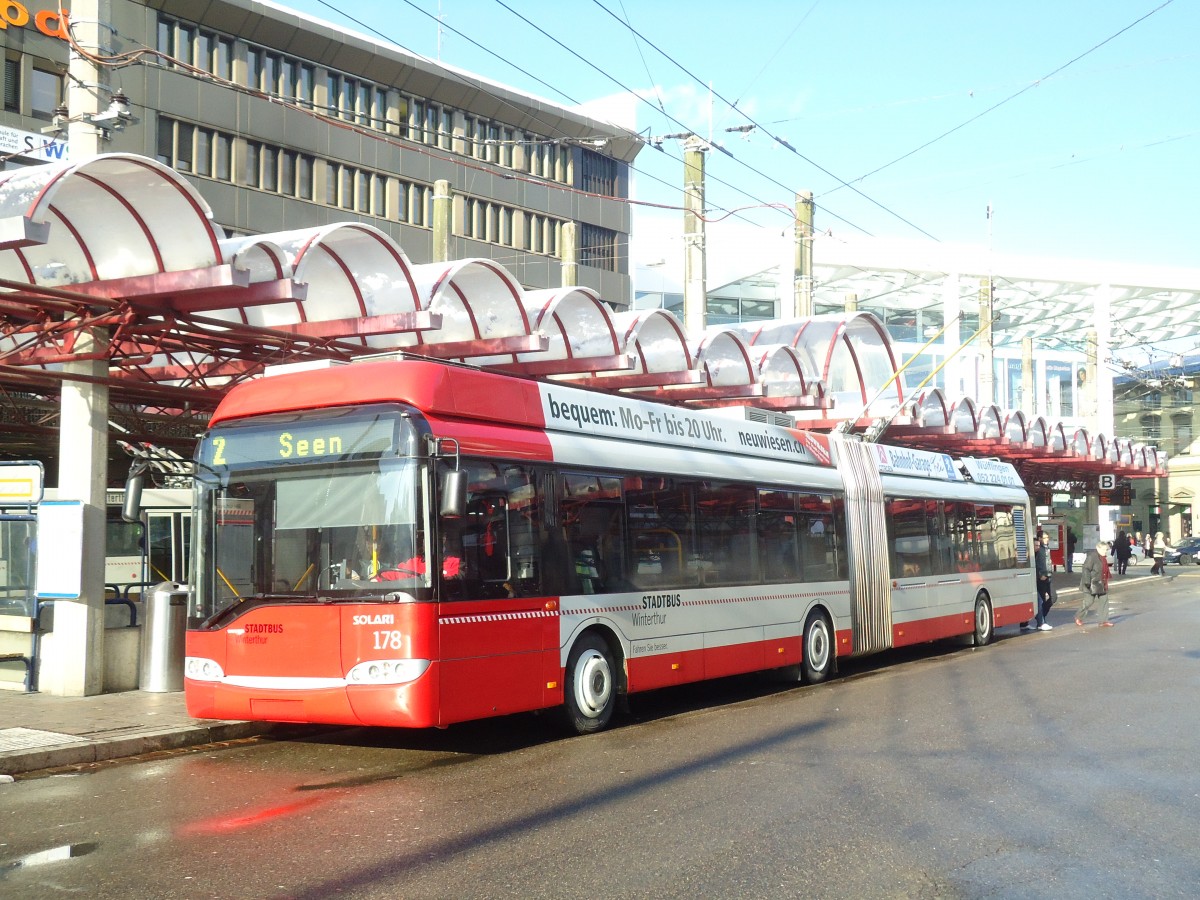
[0,727,90,751]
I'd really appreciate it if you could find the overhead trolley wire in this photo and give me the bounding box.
[491,0,883,234]
[827,0,1178,194]
[585,0,939,240]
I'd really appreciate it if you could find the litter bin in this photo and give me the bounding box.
[140,582,187,692]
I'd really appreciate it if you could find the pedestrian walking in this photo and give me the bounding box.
[1065,527,1077,573]
[1113,530,1132,575]
[1076,540,1113,627]
[1150,531,1172,575]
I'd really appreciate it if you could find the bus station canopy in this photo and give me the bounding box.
[0,153,1164,489]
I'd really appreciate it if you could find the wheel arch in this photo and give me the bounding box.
[564,620,628,696]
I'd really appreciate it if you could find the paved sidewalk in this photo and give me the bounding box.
[0,688,276,778]
[0,564,1183,778]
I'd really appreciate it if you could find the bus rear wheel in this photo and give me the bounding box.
[802,611,834,684]
[973,593,993,646]
[564,633,617,734]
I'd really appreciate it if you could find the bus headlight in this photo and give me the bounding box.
[185,657,225,682]
[346,658,430,685]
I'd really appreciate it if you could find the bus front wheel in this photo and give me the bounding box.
[564,633,617,734]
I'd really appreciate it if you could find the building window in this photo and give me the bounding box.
[213,36,234,82]
[296,63,315,107]
[581,149,618,196]
[326,163,378,212]
[278,150,296,197]
[411,184,428,226]
[157,117,234,183]
[243,140,262,188]
[325,72,341,116]
[579,223,619,272]
[213,133,233,181]
[4,57,20,112]
[1140,414,1162,443]
[355,80,370,126]
[499,207,513,246]
[261,144,278,191]
[424,102,439,145]
[245,47,263,92]
[30,67,62,120]
[1172,417,1192,457]
[297,155,314,200]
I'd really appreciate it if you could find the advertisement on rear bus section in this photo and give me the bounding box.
[539,386,832,467]
[872,443,963,482]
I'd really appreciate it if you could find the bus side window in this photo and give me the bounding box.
[758,488,800,584]
[560,473,626,595]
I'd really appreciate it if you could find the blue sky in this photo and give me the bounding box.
[282,0,1198,270]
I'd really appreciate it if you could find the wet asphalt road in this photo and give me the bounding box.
[3,572,1199,899]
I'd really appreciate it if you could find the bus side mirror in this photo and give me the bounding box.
[122,461,147,523]
[439,469,467,519]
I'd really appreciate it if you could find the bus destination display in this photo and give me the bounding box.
[199,415,396,468]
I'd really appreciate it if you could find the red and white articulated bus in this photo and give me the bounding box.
[180,357,1034,734]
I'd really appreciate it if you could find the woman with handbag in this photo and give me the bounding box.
[1076,540,1113,627]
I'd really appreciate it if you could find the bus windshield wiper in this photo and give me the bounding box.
[205,591,318,627]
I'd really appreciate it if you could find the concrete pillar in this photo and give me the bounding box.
[43,0,110,696]
[682,136,707,335]
[560,221,578,287]
[844,292,858,313]
[47,333,109,696]
[795,191,814,318]
[432,179,452,262]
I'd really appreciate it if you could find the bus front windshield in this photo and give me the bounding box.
[193,458,430,622]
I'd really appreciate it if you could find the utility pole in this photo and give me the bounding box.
[560,221,578,287]
[682,135,707,335]
[432,178,451,262]
[977,277,994,406]
[1085,329,1099,423]
[1022,336,1035,413]
[795,190,814,318]
[648,125,757,333]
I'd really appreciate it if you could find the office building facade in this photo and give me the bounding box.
[1,0,639,304]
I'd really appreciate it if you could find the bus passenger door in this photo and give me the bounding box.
[885,498,931,645]
[437,467,554,724]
